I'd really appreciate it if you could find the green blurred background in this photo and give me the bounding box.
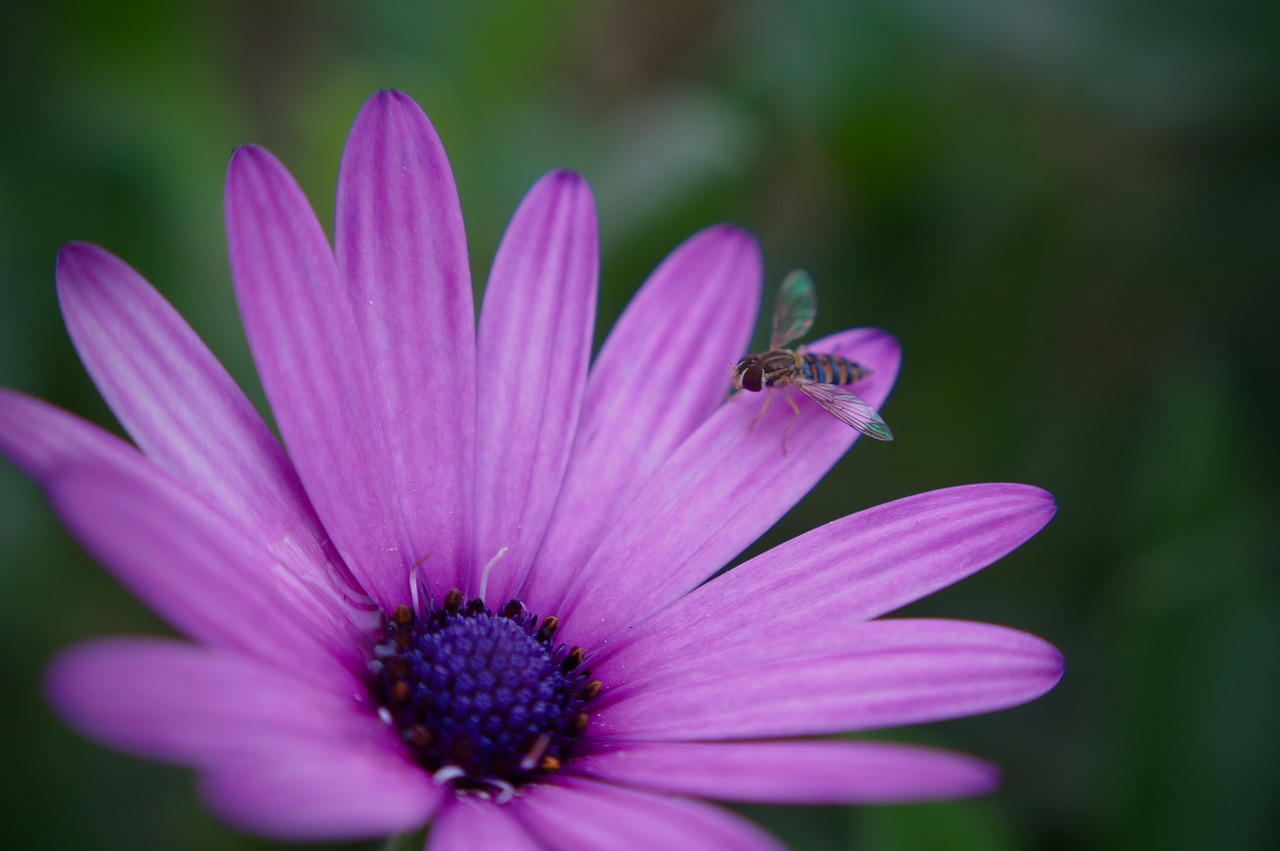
[2,1,1277,849]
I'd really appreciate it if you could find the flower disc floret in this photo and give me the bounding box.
[370,591,598,800]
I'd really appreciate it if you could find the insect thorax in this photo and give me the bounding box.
[760,350,804,385]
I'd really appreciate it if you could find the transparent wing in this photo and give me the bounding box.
[770,270,817,349]
[795,382,894,441]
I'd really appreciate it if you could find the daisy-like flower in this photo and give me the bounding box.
[0,90,1062,849]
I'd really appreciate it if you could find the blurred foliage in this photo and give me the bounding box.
[2,1,1277,849]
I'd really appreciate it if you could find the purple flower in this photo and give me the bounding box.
[0,90,1062,849]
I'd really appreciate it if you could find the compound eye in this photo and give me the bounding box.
[741,362,764,392]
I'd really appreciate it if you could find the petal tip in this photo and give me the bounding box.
[864,327,901,352]
[995,483,1058,534]
[850,329,903,378]
[700,223,760,255]
[1028,639,1067,696]
[41,640,112,732]
[56,241,99,266]
[988,482,1058,519]
[1048,646,1066,683]
[966,759,1004,797]
[226,144,253,166]
[537,169,594,205]
[546,167,585,185]
[352,88,432,136]
[54,242,109,294]
[523,170,598,233]
[226,145,275,181]
[371,88,416,108]
[1032,486,1059,521]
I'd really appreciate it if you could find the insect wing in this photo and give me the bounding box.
[770,269,818,349]
[796,382,894,441]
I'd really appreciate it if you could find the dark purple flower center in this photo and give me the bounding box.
[369,589,600,800]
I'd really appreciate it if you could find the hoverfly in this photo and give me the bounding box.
[731,270,893,442]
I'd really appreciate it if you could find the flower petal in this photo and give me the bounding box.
[572,740,999,804]
[334,90,476,598]
[430,798,544,851]
[42,455,362,686]
[523,225,762,615]
[55,243,365,638]
[558,328,901,651]
[0,388,144,483]
[198,744,439,840]
[473,171,598,603]
[591,619,1063,740]
[46,639,376,764]
[514,777,785,851]
[225,144,414,610]
[0,390,368,674]
[595,483,1056,670]
[48,638,438,841]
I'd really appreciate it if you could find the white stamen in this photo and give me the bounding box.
[519,732,552,771]
[326,546,379,610]
[433,766,466,785]
[377,707,393,726]
[477,547,510,603]
[408,549,435,617]
[490,779,516,804]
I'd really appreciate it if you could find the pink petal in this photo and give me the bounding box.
[514,777,785,851]
[0,388,145,484]
[46,639,377,764]
[42,457,361,687]
[225,144,415,611]
[522,225,762,616]
[572,740,999,804]
[199,744,440,840]
[430,799,543,851]
[556,328,900,651]
[473,171,598,604]
[0,390,367,674]
[334,90,476,598]
[595,483,1055,671]
[49,638,439,841]
[55,243,366,640]
[591,619,1063,740]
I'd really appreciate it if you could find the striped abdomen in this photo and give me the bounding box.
[799,352,869,386]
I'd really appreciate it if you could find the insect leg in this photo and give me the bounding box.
[779,389,803,455]
[747,389,774,434]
